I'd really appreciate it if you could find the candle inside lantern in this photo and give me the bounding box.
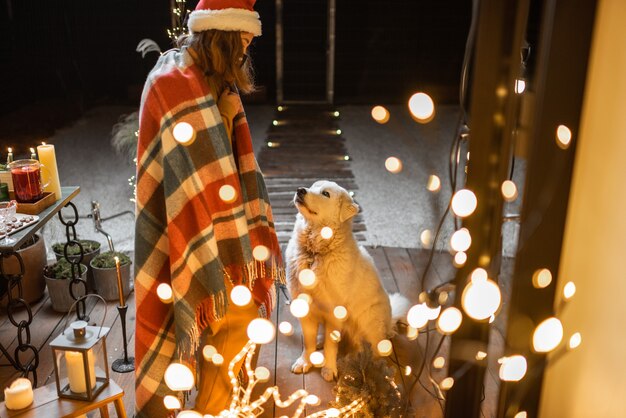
[36,143,62,200]
[64,350,96,394]
[114,256,125,307]
[30,148,37,160]
[6,147,13,164]
[4,378,34,410]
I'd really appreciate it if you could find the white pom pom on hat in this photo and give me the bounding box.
[188,0,262,36]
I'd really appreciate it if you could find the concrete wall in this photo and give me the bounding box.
[539,1,626,417]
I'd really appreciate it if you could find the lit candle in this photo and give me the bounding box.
[6,147,13,164]
[64,350,96,394]
[30,147,37,160]
[114,256,125,306]
[4,378,33,410]
[36,143,62,200]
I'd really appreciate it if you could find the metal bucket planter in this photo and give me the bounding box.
[52,240,101,293]
[0,234,47,307]
[90,260,132,302]
[44,263,88,313]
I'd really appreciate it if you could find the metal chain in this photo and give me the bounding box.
[58,202,89,321]
[0,251,39,385]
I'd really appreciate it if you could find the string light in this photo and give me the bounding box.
[407,303,430,329]
[451,189,478,218]
[475,351,487,361]
[420,229,433,248]
[514,79,526,94]
[569,332,582,349]
[212,353,224,365]
[532,268,553,288]
[330,330,342,343]
[453,251,467,267]
[279,321,294,336]
[407,326,418,340]
[253,245,270,261]
[405,366,412,376]
[164,395,181,410]
[277,106,284,112]
[440,377,454,390]
[450,228,472,252]
[157,283,174,303]
[336,129,342,135]
[305,394,321,405]
[164,363,194,391]
[202,345,217,361]
[532,317,563,353]
[408,92,435,123]
[273,120,279,126]
[514,412,527,418]
[499,356,527,382]
[333,111,340,117]
[298,269,316,288]
[556,124,572,149]
[333,306,348,321]
[371,106,390,124]
[427,175,441,192]
[433,357,445,369]
[310,352,325,367]
[230,285,252,307]
[385,156,403,173]
[290,299,310,318]
[321,227,334,239]
[501,180,519,201]
[297,293,313,304]
[377,339,393,356]
[426,304,442,320]
[471,268,488,282]
[563,281,576,300]
[462,274,501,321]
[176,411,202,417]
[219,184,237,203]
[246,318,276,344]
[255,366,271,382]
[437,307,463,334]
[172,122,195,145]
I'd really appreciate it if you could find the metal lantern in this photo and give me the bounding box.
[50,295,110,401]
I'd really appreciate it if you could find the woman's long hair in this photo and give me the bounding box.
[177,30,255,96]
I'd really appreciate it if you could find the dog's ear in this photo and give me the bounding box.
[340,199,359,222]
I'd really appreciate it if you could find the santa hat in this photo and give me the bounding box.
[188,0,262,36]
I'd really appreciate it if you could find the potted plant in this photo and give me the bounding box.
[52,239,101,292]
[44,258,88,313]
[90,251,132,302]
[0,234,47,307]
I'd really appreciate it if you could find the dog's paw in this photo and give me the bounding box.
[291,356,313,374]
[321,366,337,382]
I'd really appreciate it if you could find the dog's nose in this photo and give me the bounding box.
[297,188,307,197]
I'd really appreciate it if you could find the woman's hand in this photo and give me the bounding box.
[217,87,241,119]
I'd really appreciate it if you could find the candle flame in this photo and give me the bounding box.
[30,147,35,153]
[42,141,46,145]
[8,147,12,153]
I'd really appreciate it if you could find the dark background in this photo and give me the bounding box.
[0,0,472,142]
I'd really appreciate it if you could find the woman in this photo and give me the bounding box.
[134,1,284,416]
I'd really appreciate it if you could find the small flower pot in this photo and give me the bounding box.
[90,261,132,302]
[44,263,88,313]
[52,240,101,293]
[0,234,47,307]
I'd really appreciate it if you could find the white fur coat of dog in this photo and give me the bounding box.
[285,180,409,381]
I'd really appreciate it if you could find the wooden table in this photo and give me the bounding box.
[0,378,126,417]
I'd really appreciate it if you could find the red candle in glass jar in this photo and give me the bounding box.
[11,165,44,203]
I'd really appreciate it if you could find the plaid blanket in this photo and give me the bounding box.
[134,48,284,417]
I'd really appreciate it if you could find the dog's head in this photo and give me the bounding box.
[293,180,359,225]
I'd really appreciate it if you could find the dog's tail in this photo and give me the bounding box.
[389,293,411,334]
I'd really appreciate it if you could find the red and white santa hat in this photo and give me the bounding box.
[188,0,262,36]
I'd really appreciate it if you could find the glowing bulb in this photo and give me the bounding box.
[569,332,582,349]
[343,155,350,161]
[297,293,313,304]
[404,366,412,376]
[532,268,552,288]
[501,180,518,201]
[177,411,203,418]
[433,356,445,369]
[427,305,442,320]
[330,330,342,342]
[385,157,403,173]
[172,122,195,145]
[450,228,472,252]
[427,175,441,192]
[563,281,576,300]
[336,129,342,135]
[164,363,194,391]
[230,285,252,307]
[267,141,280,148]
[451,189,478,218]
[377,339,393,356]
[255,366,270,382]
[420,229,433,248]
[333,111,340,117]
[407,326,418,340]
[202,345,217,361]
[437,307,463,334]
[298,269,316,289]
[515,79,526,94]
[310,352,325,367]
[290,299,310,318]
[454,251,467,267]
[408,92,435,122]
[407,303,430,329]
[305,394,321,405]
[277,106,284,111]
[476,351,487,361]
[279,321,294,336]
[556,125,572,149]
[499,355,527,381]
[164,395,181,410]
[252,245,270,261]
[247,318,276,344]
[533,317,563,353]
[462,278,501,320]
[157,283,174,303]
[272,120,279,126]
[440,377,454,390]
[371,106,390,124]
[321,227,334,239]
[471,268,488,283]
[219,184,237,203]
[212,353,224,365]
[333,305,348,321]
[326,408,341,417]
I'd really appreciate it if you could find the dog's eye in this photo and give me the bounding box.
[321,191,330,198]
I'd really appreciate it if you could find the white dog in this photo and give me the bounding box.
[285,180,409,381]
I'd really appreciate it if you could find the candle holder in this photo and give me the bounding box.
[111,304,135,373]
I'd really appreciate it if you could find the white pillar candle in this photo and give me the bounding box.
[65,350,96,393]
[36,143,62,200]
[4,378,33,410]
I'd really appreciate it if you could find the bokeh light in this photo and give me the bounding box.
[532,268,553,289]
[230,285,252,307]
[408,92,435,123]
[437,307,463,334]
[532,317,563,353]
[164,363,194,391]
[385,157,403,174]
[371,106,390,124]
[450,228,472,252]
[451,189,478,218]
[247,318,276,344]
[157,283,174,304]
[499,355,527,381]
[462,277,501,320]
[556,125,572,149]
[290,299,310,318]
[172,122,195,145]
[501,180,519,201]
[219,185,237,203]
